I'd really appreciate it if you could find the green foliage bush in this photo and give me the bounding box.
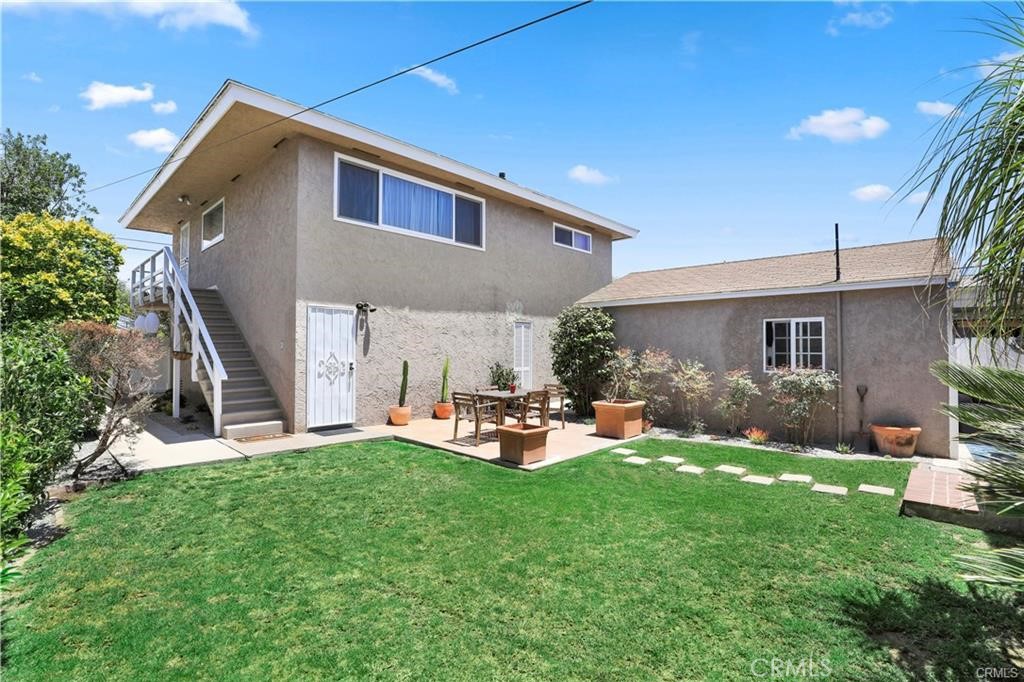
[487,362,518,391]
[768,369,840,446]
[0,326,91,498]
[550,306,616,416]
[1,213,124,326]
[671,359,714,435]
[1,416,35,587]
[716,368,761,434]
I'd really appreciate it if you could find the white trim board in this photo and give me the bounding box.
[584,276,945,308]
[120,81,638,240]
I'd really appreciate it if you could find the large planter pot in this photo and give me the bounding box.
[497,423,553,465]
[593,400,645,439]
[870,425,922,457]
[388,405,412,426]
[434,402,454,420]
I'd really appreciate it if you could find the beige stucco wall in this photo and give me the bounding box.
[173,141,300,427]
[292,135,612,428]
[605,286,952,457]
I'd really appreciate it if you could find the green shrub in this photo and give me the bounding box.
[550,305,616,416]
[715,368,761,434]
[0,325,90,498]
[1,416,34,587]
[605,347,674,424]
[768,369,840,446]
[671,359,714,434]
[487,362,517,391]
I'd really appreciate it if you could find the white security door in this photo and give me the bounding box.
[306,305,356,428]
[178,222,190,284]
[513,321,533,389]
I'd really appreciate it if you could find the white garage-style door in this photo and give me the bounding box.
[306,305,356,428]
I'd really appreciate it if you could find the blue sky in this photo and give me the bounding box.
[1,1,1001,279]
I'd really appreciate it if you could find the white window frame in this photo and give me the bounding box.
[333,151,486,251]
[552,222,592,254]
[201,198,225,251]
[513,320,533,390]
[762,317,826,372]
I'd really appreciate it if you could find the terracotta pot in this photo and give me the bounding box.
[870,425,922,457]
[497,423,553,465]
[388,405,412,426]
[434,402,454,419]
[593,400,645,439]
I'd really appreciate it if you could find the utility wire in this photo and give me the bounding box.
[87,0,593,195]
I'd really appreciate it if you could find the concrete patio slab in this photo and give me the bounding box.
[812,483,848,496]
[741,475,775,485]
[858,484,895,497]
[611,448,638,455]
[623,456,652,465]
[675,464,705,475]
[779,473,813,483]
[657,455,685,464]
[714,465,746,475]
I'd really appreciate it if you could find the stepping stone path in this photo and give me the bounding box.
[857,484,895,497]
[622,456,651,465]
[657,456,685,465]
[714,465,747,475]
[779,473,813,483]
[741,475,775,485]
[812,483,848,496]
[675,464,706,475]
[612,448,638,456]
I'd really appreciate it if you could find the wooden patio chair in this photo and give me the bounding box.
[544,383,567,429]
[452,392,499,446]
[513,390,550,426]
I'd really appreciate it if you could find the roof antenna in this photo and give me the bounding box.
[834,222,841,282]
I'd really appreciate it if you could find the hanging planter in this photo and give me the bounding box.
[171,350,193,361]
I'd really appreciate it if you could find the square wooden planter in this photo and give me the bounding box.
[593,400,645,439]
[497,423,553,465]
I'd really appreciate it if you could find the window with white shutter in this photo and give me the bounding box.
[513,321,533,389]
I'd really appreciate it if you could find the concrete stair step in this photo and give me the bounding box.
[222,386,274,401]
[221,407,284,426]
[222,420,284,440]
[223,397,278,413]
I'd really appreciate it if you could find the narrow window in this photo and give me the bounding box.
[553,223,592,253]
[454,196,483,247]
[201,199,225,250]
[514,321,533,389]
[337,160,379,224]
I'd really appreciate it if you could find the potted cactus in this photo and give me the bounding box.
[434,357,453,419]
[388,360,412,425]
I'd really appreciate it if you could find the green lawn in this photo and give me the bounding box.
[4,439,1021,681]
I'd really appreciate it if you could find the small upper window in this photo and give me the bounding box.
[337,160,379,224]
[202,199,225,250]
[764,318,824,371]
[553,223,592,254]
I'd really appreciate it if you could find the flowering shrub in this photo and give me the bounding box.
[768,369,840,446]
[743,427,770,445]
[715,368,761,434]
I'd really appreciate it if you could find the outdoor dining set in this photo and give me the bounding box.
[451,384,567,453]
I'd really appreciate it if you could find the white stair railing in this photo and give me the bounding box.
[130,247,229,435]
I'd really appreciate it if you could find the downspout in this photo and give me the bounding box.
[834,223,844,446]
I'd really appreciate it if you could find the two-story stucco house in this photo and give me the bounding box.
[124,81,637,438]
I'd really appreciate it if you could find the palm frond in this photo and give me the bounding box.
[959,547,1024,588]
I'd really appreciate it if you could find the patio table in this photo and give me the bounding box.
[474,388,529,426]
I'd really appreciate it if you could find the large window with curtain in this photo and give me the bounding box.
[334,153,485,248]
[763,317,825,371]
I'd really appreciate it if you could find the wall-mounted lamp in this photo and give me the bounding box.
[177,194,192,206]
[355,301,377,313]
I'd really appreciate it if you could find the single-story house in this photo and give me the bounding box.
[579,239,956,458]
[124,81,638,438]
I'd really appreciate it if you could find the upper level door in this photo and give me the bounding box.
[307,305,357,428]
[514,320,533,389]
[178,222,190,284]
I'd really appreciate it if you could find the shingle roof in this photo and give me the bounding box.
[580,238,948,305]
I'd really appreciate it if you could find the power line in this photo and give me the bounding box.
[87,0,593,195]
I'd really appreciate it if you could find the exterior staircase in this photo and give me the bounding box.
[190,289,285,439]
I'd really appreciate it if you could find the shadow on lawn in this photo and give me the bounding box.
[841,578,1024,679]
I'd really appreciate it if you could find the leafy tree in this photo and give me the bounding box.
[670,359,714,435]
[0,129,96,221]
[0,325,91,499]
[716,368,761,434]
[768,369,840,446]
[550,305,617,416]
[1,213,124,326]
[631,348,674,424]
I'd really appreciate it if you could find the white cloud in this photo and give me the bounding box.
[916,100,956,117]
[127,128,179,153]
[80,81,153,110]
[568,164,614,186]
[22,71,42,83]
[681,30,701,57]
[977,50,1024,78]
[908,190,930,205]
[827,3,894,36]
[850,184,893,202]
[787,107,890,143]
[3,1,257,38]
[410,66,458,95]
[151,99,178,114]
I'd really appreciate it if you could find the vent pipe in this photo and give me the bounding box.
[834,222,841,282]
